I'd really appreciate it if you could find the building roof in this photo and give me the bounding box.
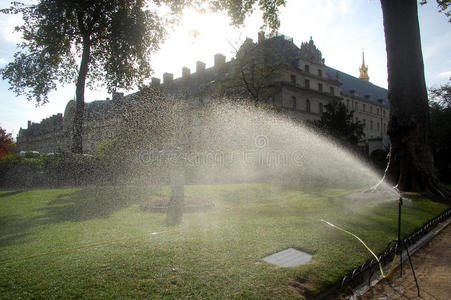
[325,66,389,107]
[84,100,114,120]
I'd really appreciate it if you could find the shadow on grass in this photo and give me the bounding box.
[0,191,23,198]
[0,186,150,248]
[0,215,33,248]
[36,186,146,222]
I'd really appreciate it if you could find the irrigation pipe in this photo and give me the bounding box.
[321,219,397,279]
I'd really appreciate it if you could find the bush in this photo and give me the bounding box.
[0,151,117,188]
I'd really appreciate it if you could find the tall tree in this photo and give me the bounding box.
[1,0,166,153]
[312,101,364,147]
[380,0,449,196]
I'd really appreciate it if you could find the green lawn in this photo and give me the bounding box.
[0,185,448,299]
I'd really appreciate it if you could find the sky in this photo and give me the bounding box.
[0,0,450,138]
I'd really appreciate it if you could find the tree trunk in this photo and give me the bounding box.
[380,0,449,196]
[166,167,185,225]
[72,38,91,154]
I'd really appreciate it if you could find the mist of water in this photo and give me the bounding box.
[126,95,398,206]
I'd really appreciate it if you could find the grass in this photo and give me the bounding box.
[0,184,449,299]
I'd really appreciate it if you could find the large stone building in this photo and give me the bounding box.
[17,34,389,155]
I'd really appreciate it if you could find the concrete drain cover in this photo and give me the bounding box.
[262,248,312,267]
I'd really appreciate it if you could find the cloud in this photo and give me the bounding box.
[0,58,5,65]
[1,14,23,44]
[439,71,451,77]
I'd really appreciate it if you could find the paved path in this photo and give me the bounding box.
[361,223,451,300]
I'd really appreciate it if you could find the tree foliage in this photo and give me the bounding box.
[429,85,451,182]
[312,101,364,146]
[1,0,165,103]
[421,0,451,22]
[0,126,14,159]
[429,81,451,107]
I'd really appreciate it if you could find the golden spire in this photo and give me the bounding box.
[359,49,369,82]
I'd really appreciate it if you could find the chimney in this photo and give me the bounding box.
[163,72,173,85]
[112,91,124,104]
[182,67,191,79]
[258,31,265,43]
[151,77,161,87]
[214,53,226,68]
[196,61,206,73]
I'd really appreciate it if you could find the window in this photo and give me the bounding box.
[354,102,358,111]
[377,108,380,115]
[319,103,323,114]
[305,64,310,72]
[318,83,323,92]
[292,96,297,109]
[363,104,366,112]
[370,120,373,130]
[305,79,310,89]
[383,110,386,117]
[370,106,373,113]
[363,119,366,127]
[290,75,296,85]
[346,99,350,109]
[306,99,311,112]
[377,122,380,132]
[330,87,334,96]
[318,69,322,77]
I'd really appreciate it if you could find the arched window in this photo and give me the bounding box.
[306,99,311,113]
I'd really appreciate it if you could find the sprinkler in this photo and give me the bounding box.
[322,196,421,297]
[396,196,420,296]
